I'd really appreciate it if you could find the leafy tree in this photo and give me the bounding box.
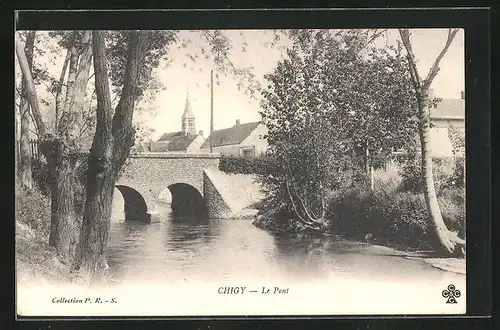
[259,30,419,231]
[398,28,465,254]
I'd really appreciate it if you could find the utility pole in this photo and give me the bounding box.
[210,69,214,153]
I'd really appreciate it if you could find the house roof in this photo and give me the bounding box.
[200,121,261,149]
[430,99,465,119]
[167,134,199,151]
[157,131,183,142]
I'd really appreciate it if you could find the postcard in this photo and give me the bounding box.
[15,25,467,317]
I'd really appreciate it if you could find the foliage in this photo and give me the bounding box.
[16,184,51,237]
[328,170,465,251]
[448,125,465,156]
[218,155,276,175]
[259,30,418,226]
[397,155,464,193]
[105,30,177,102]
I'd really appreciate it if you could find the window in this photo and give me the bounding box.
[241,147,255,158]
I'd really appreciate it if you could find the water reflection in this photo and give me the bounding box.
[165,214,220,250]
[106,200,465,285]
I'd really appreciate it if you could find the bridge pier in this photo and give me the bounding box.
[148,210,161,223]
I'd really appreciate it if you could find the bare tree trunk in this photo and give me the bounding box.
[15,31,98,264]
[364,141,374,190]
[15,32,46,136]
[18,32,36,189]
[46,141,78,260]
[399,28,465,254]
[76,31,148,279]
[55,49,71,132]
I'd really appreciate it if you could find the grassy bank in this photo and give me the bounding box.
[252,159,465,256]
[16,222,72,286]
[15,185,72,286]
[329,167,464,253]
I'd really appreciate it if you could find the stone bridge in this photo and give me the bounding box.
[115,152,221,221]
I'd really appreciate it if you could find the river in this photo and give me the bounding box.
[106,201,465,286]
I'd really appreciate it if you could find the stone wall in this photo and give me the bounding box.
[203,170,233,219]
[116,153,220,214]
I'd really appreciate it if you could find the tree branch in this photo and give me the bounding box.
[91,30,114,154]
[285,179,314,226]
[398,29,423,91]
[111,31,149,165]
[15,32,46,136]
[55,47,71,132]
[361,29,388,51]
[422,28,460,90]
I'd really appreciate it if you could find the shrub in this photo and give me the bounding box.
[438,186,465,237]
[16,184,51,236]
[328,185,437,250]
[327,159,466,252]
[396,155,464,193]
[219,155,276,175]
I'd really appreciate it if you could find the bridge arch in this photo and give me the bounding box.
[115,185,150,222]
[167,183,206,216]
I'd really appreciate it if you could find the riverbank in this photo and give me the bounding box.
[16,222,72,286]
[16,221,120,286]
[253,213,465,275]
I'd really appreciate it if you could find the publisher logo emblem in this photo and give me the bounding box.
[442,284,461,304]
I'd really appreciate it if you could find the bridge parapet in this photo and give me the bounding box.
[129,152,221,159]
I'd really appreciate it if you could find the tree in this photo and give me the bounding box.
[16,30,93,261]
[398,28,465,254]
[75,30,153,278]
[259,30,417,231]
[18,31,36,189]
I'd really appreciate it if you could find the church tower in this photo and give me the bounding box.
[181,90,196,135]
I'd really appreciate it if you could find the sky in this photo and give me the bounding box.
[17,29,465,142]
[146,29,464,141]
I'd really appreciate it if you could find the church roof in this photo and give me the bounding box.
[430,98,465,119]
[181,93,195,119]
[157,131,183,142]
[200,121,261,149]
[168,134,199,151]
[153,134,199,152]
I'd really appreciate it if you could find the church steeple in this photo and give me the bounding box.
[181,89,196,135]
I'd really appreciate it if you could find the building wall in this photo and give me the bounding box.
[186,135,205,153]
[429,118,465,157]
[200,144,241,157]
[200,124,269,157]
[240,124,269,157]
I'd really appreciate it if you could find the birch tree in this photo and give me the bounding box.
[398,28,465,254]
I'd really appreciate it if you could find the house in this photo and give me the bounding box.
[200,119,269,157]
[429,95,465,157]
[150,92,205,153]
